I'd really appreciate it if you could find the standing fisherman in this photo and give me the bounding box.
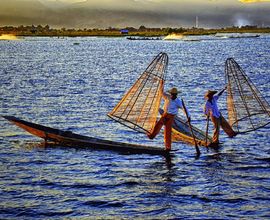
[204,86,237,146]
[147,87,191,151]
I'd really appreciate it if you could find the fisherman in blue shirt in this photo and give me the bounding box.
[204,86,237,145]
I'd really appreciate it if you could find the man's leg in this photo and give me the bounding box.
[148,114,166,139]
[164,115,174,151]
[220,115,237,137]
[211,116,220,143]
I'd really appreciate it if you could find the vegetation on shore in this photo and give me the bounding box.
[0,25,270,37]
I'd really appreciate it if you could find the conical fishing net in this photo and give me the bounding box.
[225,58,270,133]
[108,52,168,134]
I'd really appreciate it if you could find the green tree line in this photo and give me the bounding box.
[0,25,269,37]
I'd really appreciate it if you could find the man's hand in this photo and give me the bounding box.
[218,85,228,96]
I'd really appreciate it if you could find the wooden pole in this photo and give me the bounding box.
[181,99,201,156]
[205,114,210,147]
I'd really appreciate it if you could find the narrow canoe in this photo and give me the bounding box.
[159,109,212,146]
[2,116,169,156]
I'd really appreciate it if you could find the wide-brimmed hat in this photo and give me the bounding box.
[205,90,217,98]
[168,87,180,94]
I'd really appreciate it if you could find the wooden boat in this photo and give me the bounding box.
[2,116,169,156]
[126,37,162,41]
[159,109,212,147]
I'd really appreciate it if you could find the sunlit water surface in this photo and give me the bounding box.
[0,36,270,219]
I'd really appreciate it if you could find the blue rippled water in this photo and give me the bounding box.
[0,36,270,219]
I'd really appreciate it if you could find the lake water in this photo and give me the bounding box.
[0,36,270,219]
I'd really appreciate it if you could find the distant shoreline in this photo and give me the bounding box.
[1,25,269,37]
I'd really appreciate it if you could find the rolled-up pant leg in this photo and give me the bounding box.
[211,116,220,144]
[148,114,166,139]
[148,113,175,151]
[220,115,236,137]
[164,114,174,150]
[164,114,175,151]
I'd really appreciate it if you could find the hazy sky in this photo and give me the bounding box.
[1,0,270,28]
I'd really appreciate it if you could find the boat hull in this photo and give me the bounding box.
[159,109,212,146]
[2,116,169,156]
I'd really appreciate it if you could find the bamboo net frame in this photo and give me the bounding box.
[108,52,168,134]
[225,58,270,133]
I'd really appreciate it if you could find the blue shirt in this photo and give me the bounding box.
[204,95,221,118]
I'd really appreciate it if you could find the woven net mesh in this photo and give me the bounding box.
[225,58,270,133]
[108,52,168,134]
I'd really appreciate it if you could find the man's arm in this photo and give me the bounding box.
[161,88,170,100]
[218,85,227,96]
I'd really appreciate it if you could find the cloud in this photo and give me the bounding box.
[239,0,270,3]
[0,0,269,28]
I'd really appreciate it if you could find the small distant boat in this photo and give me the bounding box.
[2,116,169,156]
[182,38,201,42]
[73,42,80,45]
[215,33,260,39]
[126,37,161,41]
[229,34,260,39]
